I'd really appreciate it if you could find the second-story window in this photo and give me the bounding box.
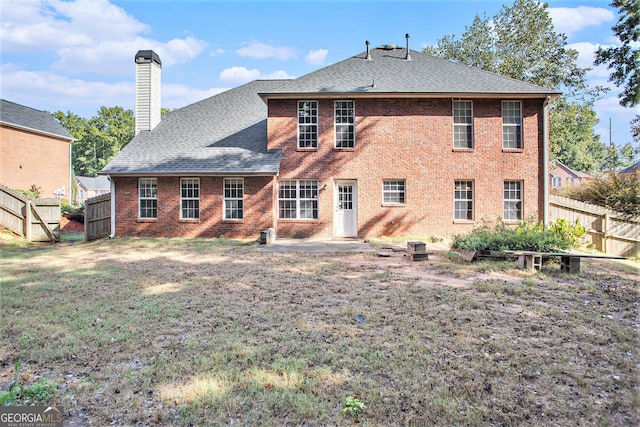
[298,101,318,148]
[335,100,355,148]
[502,101,522,149]
[453,100,473,148]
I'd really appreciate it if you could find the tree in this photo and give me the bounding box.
[549,98,605,172]
[424,0,606,172]
[53,106,135,177]
[425,0,589,95]
[595,0,640,108]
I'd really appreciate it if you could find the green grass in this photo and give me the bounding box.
[0,238,638,426]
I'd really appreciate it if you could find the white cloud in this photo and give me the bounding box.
[162,83,228,110]
[0,63,133,116]
[262,70,294,80]
[236,41,296,60]
[305,49,328,65]
[0,0,206,75]
[209,48,226,57]
[218,66,294,84]
[548,6,614,38]
[219,66,262,83]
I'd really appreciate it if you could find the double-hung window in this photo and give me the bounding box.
[383,180,406,204]
[453,100,473,148]
[139,178,157,219]
[278,180,318,219]
[298,101,318,148]
[180,178,200,220]
[454,180,474,220]
[335,100,355,148]
[504,181,523,220]
[224,178,244,220]
[502,101,522,149]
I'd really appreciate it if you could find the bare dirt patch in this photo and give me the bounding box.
[1,238,638,426]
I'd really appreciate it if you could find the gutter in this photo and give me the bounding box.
[543,96,550,228]
[108,176,116,239]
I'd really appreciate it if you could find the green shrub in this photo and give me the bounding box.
[13,184,41,199]
[451,218,586,252]
[61,199,84,223]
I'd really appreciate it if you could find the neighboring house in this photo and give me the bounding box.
[621,160,640,175]
[549,160,591,189]
[76,175,111,204]
[102,45,560,239]
[0,99,74,201]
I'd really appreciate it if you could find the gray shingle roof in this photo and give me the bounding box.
[101,80,284,175]
[77,175,111,191]
[260,47,560,97]
[0,99,73,140]
[103,47,560,176]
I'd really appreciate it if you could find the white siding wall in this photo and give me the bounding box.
[135,59,161,135]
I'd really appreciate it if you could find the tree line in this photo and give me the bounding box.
[55,0,638,181]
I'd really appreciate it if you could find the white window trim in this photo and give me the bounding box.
[382,180,406,205]
[297,100,318,149]
[334,100,355,149]
[138,177,157,219]
[224,178,244,220]
[454,180,474,221]
[180,178,200,220]
[504,181,523,221]
[278,179,319,220]
[453,100,473,149]
[502,100,523,149]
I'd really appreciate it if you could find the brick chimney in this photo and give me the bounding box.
[135,50,162,135]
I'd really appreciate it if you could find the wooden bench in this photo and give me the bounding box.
[503,250,626,273]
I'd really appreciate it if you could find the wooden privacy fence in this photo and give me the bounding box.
[0,183,60,242]
[85,193,111,241]
[549,195,640,257]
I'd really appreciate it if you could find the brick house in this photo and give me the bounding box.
[76,175,111,204]
[102,45,559,239]
[0,99,74,201]
[549,160,590,189]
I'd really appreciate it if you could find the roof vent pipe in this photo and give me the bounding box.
[405,33,412,61]
[365,40,371,60]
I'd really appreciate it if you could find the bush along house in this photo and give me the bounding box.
[101,39,560,240]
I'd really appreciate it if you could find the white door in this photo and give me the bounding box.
[334,181,357,237]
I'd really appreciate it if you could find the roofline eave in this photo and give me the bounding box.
[99,170,280,177]
[1,122,75,142]
[259,91,561,101]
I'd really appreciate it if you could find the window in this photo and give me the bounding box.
[383,180,406,204]
[454,180,473,220]
[180,178,200,220]
[504,181,523,220]
[502,101,522,149]
[278,180,318,219]
[453,100,473,148]
[139,178,157,219]
[224,178,244,220]
[298,101,318,148]
[335,100,355,148]
[550,175,562,188]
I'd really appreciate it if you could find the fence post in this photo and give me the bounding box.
[602,213,609,254]
[25,200,32,241]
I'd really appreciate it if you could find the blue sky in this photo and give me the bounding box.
[1,0,637,146]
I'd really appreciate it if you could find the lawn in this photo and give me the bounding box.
[0,237,638,426]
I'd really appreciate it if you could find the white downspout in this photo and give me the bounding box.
[543,96,550,228]
[109,176,116,238]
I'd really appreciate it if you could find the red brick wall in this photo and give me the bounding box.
[0,126,71,201]
[112,176,274,238]
[268,97,545,238]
